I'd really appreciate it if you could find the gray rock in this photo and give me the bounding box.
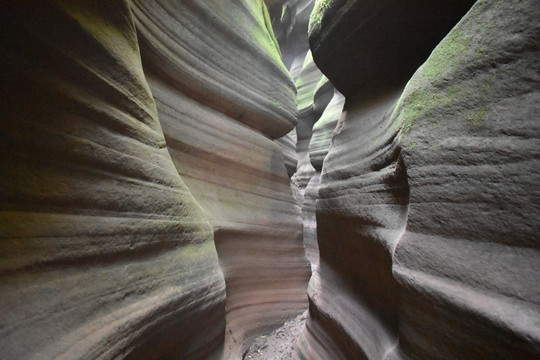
[132,0,297,139]
[298,0,539,359]
[132,1,311,357]
[0,2,225,359]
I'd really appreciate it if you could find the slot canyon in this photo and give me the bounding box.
[0,0,538,359]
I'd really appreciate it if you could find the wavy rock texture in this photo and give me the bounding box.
[132,1,311,357]
[309,90,345,172]
[391,1,540,357]
[132,0,296,140]
[301,90,345,269]
[299,174,320,271]
[312,78,335,119]
[293,82,344,271]
[294,51,328,165]
[308,0,477,97]
[0,2,225,359]
[296,0,540,359]
[291,50,326,256]
[268,0,315,68]
[291,49,338,274]
[276,129,298,177]
[300,87,408,360]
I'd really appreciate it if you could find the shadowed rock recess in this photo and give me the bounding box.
[0,1,538,360]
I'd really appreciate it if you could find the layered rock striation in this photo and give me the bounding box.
[267,0,316,69]
[390,1,540,357]
[275,129,299,178]
[298,0,539,359]
[133,0,296,140]
[2,1,538,359]
[132,0,311,357]
[308,0,478,97]
[303,89,345,269]
[0,2,225,359]
[294,51,327,165]
[309,89,345,173]
[289,48,338,271]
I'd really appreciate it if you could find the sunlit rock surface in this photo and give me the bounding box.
[132,0,310,357]
[0,2,225,359]
[296,0,540,359]
[290,50,330,257]
[276,129,298,178]
[268,0,315,68]
[309,90,345,172]
[133,0,297,140]
[301,90,345,270]
[295,51,327,165]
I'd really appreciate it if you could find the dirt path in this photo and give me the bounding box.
[243,311,307,359]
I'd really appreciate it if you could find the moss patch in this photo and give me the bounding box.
[309,0,332,32]
[467,105,488,126]
[419,28,472,82]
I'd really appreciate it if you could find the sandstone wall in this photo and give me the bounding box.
[297,0,539,359]
[290,49,336,272]
[2,1,538,359]
[131,1,311,357]
[304,89,345,269]
[0,1,225,359]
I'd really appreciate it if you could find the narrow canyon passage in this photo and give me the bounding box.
[1,1,539,360]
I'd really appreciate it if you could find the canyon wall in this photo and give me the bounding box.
[131,1,310,358]
[304,89,345,269]
[298,0,540,359]
[0,1,225,359]
[267,0,315,69]
[1,0,538,359]
[0,0,310,359]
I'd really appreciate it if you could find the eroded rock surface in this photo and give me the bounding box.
[0,2,225,359]
[298,0,539,359]
[391,1,540,357]
[133,0,296,140]
[2,1,538,359]
[276,129,299,177]
[132,1,310,357]
[268,0,315,68]
[308,0,477,97]
[302,90,345,269]
[294,51,327,165]
[309,89,345,172]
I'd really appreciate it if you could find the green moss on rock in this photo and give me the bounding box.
[309,0,332,32]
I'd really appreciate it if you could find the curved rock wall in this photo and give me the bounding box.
[131,0,311,357]
[298,0,539,359]
[294,51,327,165]
[309,90,345,173]
[2,1,537,359]
[390,1,540,357]
[308,0,477,97]
[132,0,296,140]
[289,52,337,272]
[0,1,225,359]
[303,90,345,269]
[276,129,299,177]
[268,0,315,68]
